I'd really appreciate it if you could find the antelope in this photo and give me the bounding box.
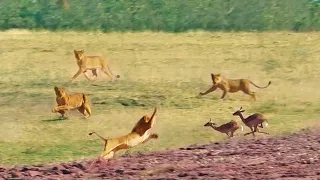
[232,107,269,137]
[204,118,243,138]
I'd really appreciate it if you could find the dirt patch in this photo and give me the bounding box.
[1,129,320,179]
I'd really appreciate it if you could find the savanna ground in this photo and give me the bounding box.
[0,30,320,169]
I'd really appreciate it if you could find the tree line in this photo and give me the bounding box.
[0,0,319,32]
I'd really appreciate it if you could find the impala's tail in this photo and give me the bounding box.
[263,120,269,127]
[250,81,271,89]
[240,125,244,131]
[89,132,107,142]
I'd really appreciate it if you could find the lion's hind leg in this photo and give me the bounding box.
[245,91,257,101]
[242,87,257,101]
[101,67,114,80]
[83,70,98,81]
[84,104,92,117]
[77,105,89,118]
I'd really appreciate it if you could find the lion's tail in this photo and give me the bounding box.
[107,65,120,79]
[89,132,108,142]
[83,94,92,116]
[250,80,271,89]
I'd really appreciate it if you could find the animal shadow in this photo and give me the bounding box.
[41,117,68,122]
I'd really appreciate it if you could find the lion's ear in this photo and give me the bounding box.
[80,49,84,53]
[216,73,221,76]
[211,73,215,80]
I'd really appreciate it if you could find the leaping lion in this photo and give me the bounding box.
[89,107,158,160]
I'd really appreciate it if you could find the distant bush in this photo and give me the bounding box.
[0,0,320,32]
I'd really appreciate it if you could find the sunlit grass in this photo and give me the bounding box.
[0,30,319,166]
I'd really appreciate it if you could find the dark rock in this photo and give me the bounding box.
[61,169,71,174]
[178,172,188,177]
[115,169,124,174]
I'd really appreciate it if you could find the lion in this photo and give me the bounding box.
[199,73,271,100]
[71,49,120,81]
[89,107,158,161]
[52,86,92,118]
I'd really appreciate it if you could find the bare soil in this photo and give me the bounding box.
[1,128,320,180]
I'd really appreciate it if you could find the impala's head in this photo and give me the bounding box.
[232,107,245,116]
[211,73,222,85]
[54,86,67,97]
[74,49,84,60]
[204,118,217,127]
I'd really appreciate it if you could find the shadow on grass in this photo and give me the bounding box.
[41,117,68,122]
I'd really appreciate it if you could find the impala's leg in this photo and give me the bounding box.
[256,127,269,135]
[244,126,255,136]
[259,123,264,128]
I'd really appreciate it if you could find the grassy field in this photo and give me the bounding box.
[0,30,319,166]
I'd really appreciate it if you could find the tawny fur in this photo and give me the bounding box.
[71,49,120,81]
[204,119,243,137]
[232,107,269,137]
[52,86,92,118]
[89,107,158,160]
[199,73,271,100]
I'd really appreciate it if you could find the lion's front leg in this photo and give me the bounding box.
[57,110,65,118]
[199,86,217,96]
[52,105,76,112]
[71,68,85,81]
[221,90,228,99]
[142,133,159,144]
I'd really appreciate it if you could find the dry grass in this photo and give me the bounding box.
[0,30,320,166]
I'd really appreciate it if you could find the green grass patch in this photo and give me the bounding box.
[0,31,320,166]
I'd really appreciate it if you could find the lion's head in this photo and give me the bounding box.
[74,49,85,60]
[131,107,157,136]
[211,73,222,85]
[54,86,67,97]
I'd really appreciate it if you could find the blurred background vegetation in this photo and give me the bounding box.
[1,0,320,32]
